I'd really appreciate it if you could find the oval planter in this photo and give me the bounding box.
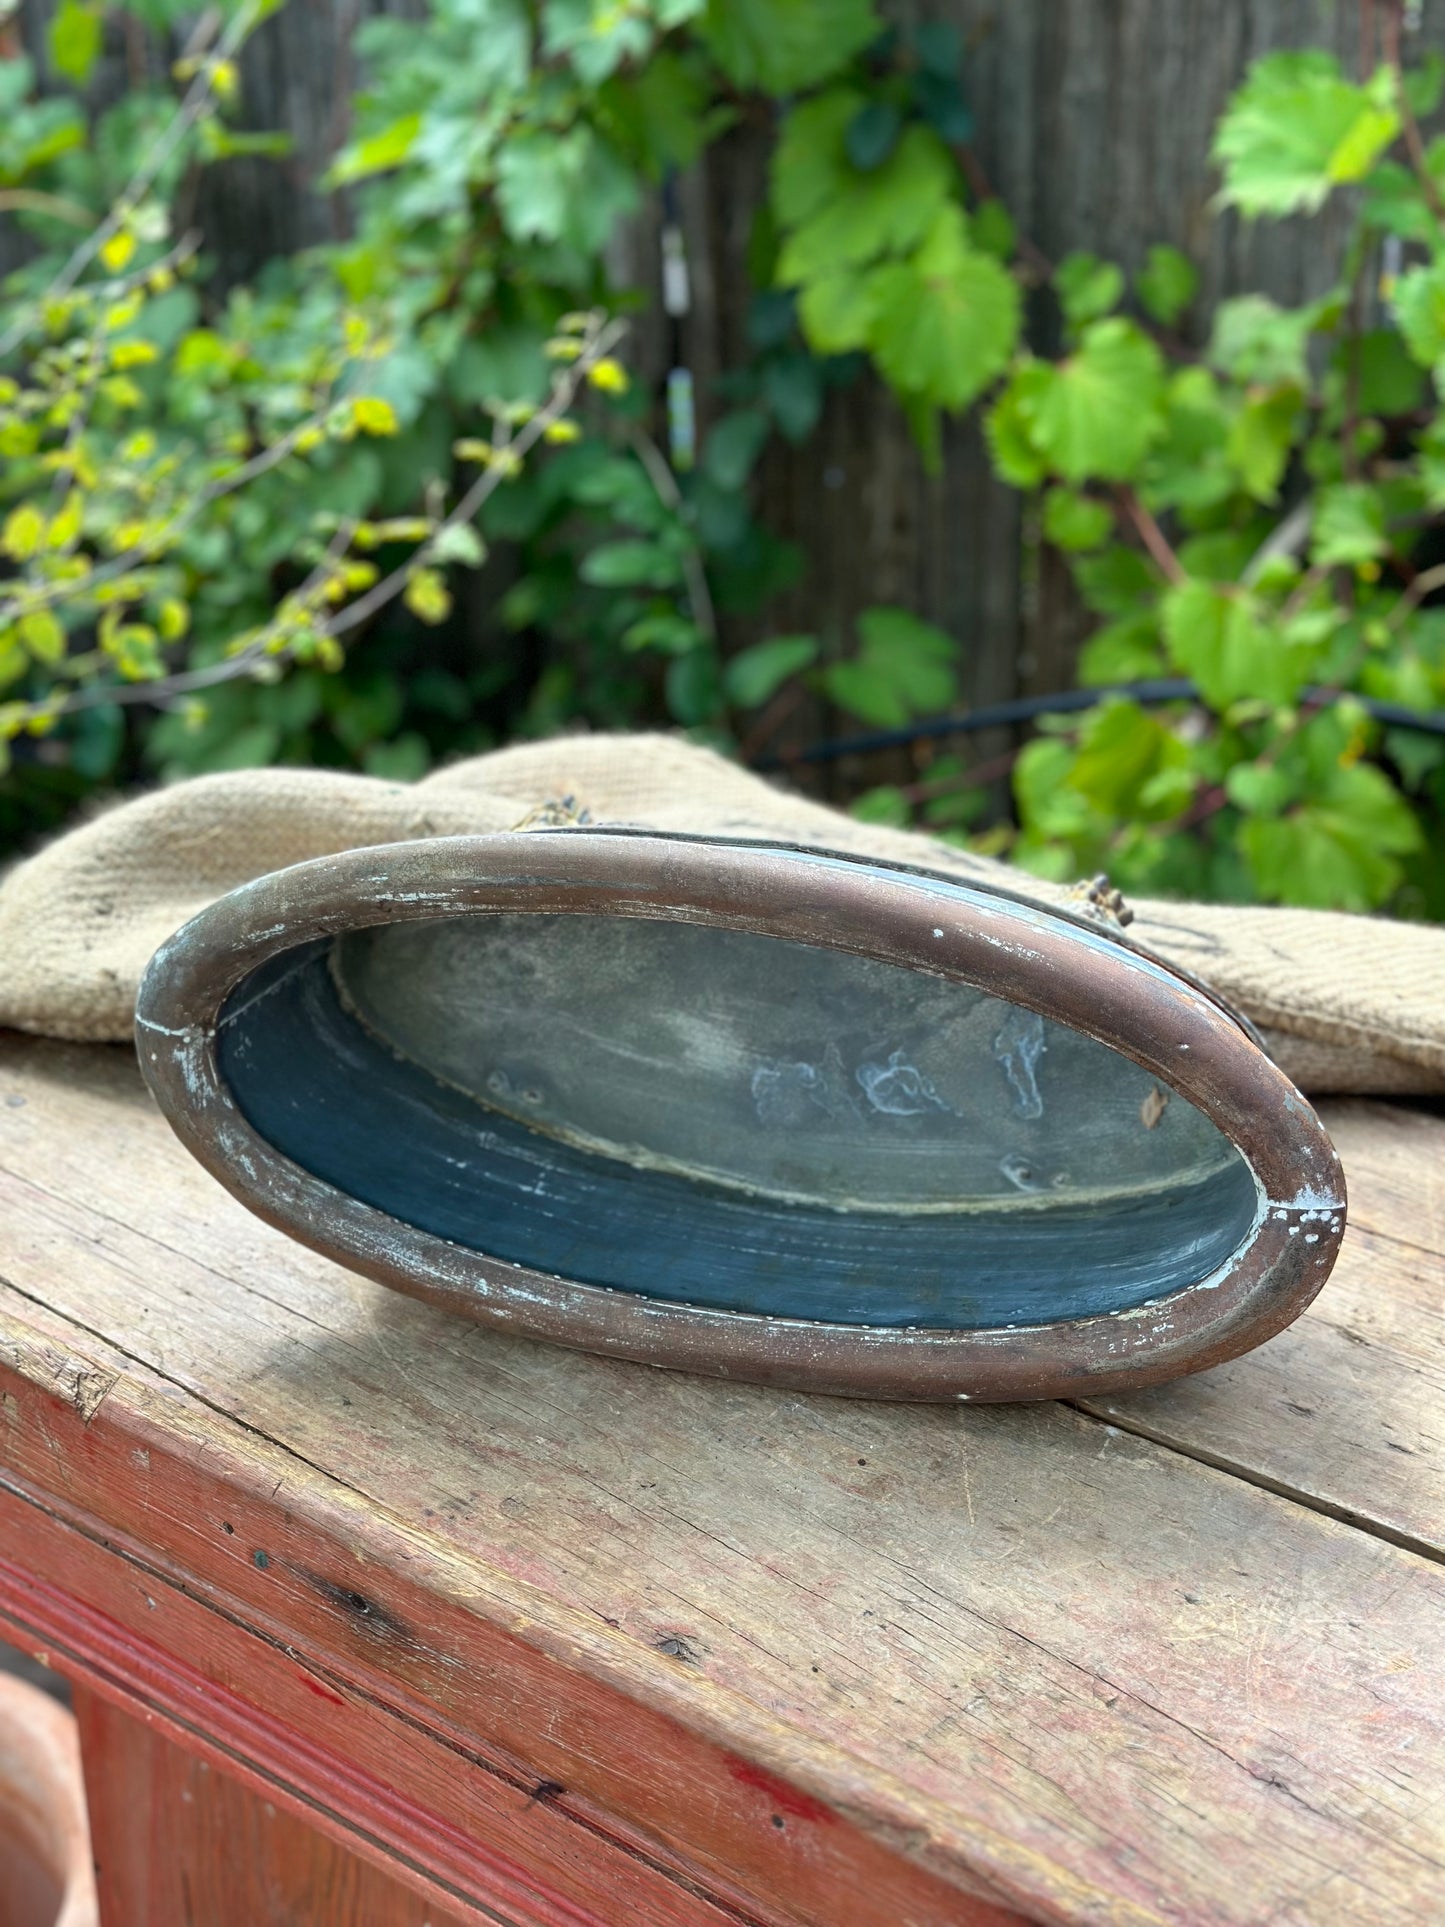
[0,1676,97,1927]
[136,831,1346,1402]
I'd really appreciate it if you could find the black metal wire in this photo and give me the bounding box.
[752,679,1445,769]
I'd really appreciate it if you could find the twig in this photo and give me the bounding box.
[1116,487,1186,583]
[737,679,806,762]
[0,363,336,628]
[1383,1,1445,232]
[1387,558,1445,628]
[955,145,1053,281]
[0,190,95,228]
[626,423,717,643]
[0,3,251,360]
[24,322,628,725]
[1241,500,1314,586]
[327,319,625,642]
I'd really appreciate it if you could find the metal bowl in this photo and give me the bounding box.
[135,831,1345,1401]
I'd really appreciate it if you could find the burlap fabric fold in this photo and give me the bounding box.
[0,731,1440,1095]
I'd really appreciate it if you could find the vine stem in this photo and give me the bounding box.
[1115,487,1185,583]
[1383,0,1445,232]
[626,423,717,643]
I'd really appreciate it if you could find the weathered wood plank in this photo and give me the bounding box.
[1078,1100,1445,1560]
[72,1688,471,1927]
[1,1034,1444,1924]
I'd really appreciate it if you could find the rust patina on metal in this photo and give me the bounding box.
[134,831,1346,1402]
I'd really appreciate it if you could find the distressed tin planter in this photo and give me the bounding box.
[136,832,1346,1402]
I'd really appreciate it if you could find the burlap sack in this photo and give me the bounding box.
[1,731,1441,1095]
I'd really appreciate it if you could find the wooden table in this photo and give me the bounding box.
[0,1033,1441,1927]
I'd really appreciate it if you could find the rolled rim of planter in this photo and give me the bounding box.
[135,830,1347,1402]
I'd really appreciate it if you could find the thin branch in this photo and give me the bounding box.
[1383,1,1445,232]
[328,319,625,641]
[7,327,629,731]
[1116,487,1186,583]
[0,3,247,360]
[0,369,338,628]
[1241,499,1314,586]
[626,422,717,643]
[1387,558,1445,628]
[0,190,95,228]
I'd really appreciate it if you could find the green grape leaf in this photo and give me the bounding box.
[1074,544,1157,615]
[1361,158,1445,243]
[1068,699,1189,817]
[1208,294,1318,385]
[985,363,1053,488]
[865,206,1021,411]
[1311,484,1388,566]
[1078,613,1166,685]
[824,605,958,722]
[1135,245,1198,327]
[1139,366,1234,515]
[598,51,732,177]
[1240,765,1421,909]
[1162,578,1304,708]
[821,658,911,726]
[666,647,723,724]
[1013,736,1095,839]
[1336,327,1427,417]
[1021,318,1166,482]
[723,634,819,707]
[1054,251,1124,331]
[1392,259,1445,369]
[495,127,638,251]
[856,604,957,709]
[797,269,876,354]
[1042,486,1113,552]
[542,0,661,84]
[1226,382,1303,502]
[1213,51,1400,217]
[1224,760,1295,817]
[775,108,954,283]
[971,199,1015,262]
[621,612,703,655]
[700,0,879,94]
[1405,51,1445,118]
[760,354,824,441]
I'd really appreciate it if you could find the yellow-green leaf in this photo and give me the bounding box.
[1,504,46,561]
[19,609,66,664]
[404,567,452,624]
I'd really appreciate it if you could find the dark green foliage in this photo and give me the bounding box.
[2,5,1444,917]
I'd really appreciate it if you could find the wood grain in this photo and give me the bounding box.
[73,1687,469,1927]
[1078,1102,1445,1560]
[0,1034,1443,1926]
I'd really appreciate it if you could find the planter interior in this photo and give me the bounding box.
[137,834,1347,1399]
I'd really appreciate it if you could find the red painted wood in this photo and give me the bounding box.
[0,1449,1032,1927]
[0,1527,760,1927]
[73,1686,469,1927]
